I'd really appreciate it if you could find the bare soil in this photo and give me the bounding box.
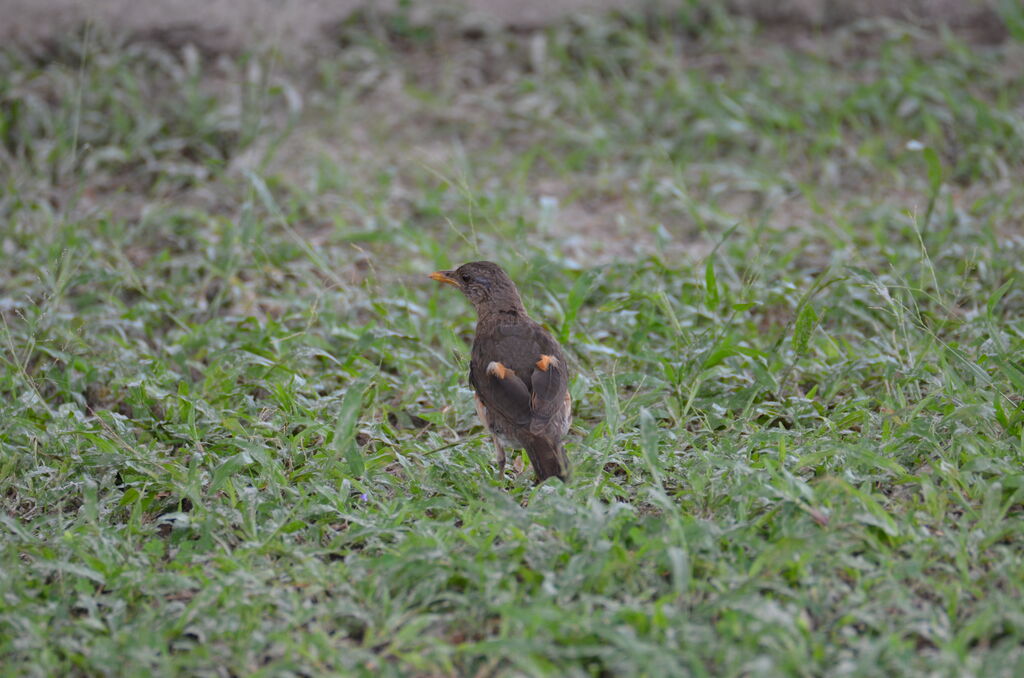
[0,0,1007,55]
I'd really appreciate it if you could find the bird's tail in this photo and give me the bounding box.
[524,434,570,482]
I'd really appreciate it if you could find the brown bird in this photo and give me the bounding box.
[430,261,571,482]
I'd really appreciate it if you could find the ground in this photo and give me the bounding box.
[0,0,1008,53]
[2,3,1024,677]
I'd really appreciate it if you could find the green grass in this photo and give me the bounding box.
[2,7,1024,676]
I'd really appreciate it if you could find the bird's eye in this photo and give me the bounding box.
[461,274,471,283]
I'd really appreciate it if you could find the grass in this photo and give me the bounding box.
[2,6,1024,676]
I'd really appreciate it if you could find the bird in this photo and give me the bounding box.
[430,261,571,482]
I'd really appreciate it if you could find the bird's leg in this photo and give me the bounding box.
[493,437,506,475]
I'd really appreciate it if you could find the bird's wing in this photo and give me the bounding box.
[469,358,532,427]
[472,322,567,433]
[529,354,568,434]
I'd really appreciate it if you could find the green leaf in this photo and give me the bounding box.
[560,271,599,343]
[792,303,818,356]
[638,407,662,484]
[702,337,740,370]
[990,356,1024,393]
[335,374,374,477]
[210,450,253,493]
[143,540,165,557]
[119,488,140,506]
[923,146,943,195]
[280,520,306,534]
[986,278,1014,318]
[665,546,690,594]
[704,258,720,311]
[839,480,900,537]
[654,290,683,337]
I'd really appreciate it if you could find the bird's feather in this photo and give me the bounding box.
[471,363,532,427]
[529,358,567,435]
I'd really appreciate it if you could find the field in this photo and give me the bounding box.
[2,6,1024,676]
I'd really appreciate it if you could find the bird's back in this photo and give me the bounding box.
[470,315,570,442]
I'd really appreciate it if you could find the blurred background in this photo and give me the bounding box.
[1,0,1010,54]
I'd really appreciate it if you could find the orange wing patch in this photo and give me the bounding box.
[486,361,514,379]
[535,354,559,371]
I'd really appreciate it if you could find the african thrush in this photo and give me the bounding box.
[430,261,571,482]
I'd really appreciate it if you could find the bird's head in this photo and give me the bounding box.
[429,261,525,315]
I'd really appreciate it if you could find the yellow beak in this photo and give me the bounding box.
[429,270,459,286]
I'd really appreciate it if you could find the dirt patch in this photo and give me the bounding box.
[1,0,646,55]
[0,0,1009,56]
